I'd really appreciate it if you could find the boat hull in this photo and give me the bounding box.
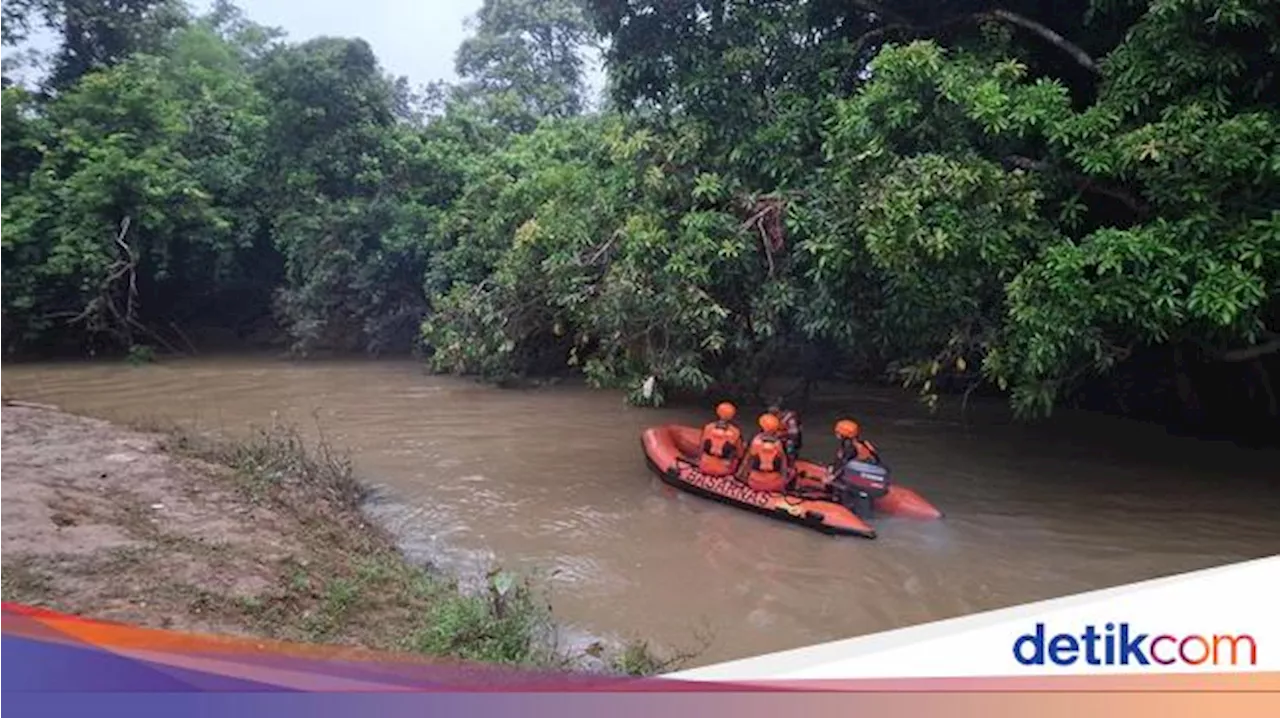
[641,424,945,535]
[641,424,877,538]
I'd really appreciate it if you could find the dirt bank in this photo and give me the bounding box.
[0,401,672,673]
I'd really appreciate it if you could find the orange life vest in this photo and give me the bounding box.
[698,420,743,476]
[745,433,788,493]
[856,438,879,463]
[837,437,879,465]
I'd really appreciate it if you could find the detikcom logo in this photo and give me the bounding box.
[1013,622,1258,667]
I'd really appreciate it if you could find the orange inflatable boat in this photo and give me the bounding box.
[640,424,943,539]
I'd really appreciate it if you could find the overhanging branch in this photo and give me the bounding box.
[1219,336,1280,363]
[850,1,913,26]
[980,9,1100,75]
[842,7,1101,78]
[1004,154,1149,217]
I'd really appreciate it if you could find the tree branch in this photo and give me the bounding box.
[980,9,1100,75]
[1219,337,1280,363]
[849,1,913,26]
[1004,154,1149,217]
[847,24,910,58]
[843,7,1100,77]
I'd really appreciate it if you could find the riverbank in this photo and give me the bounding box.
[0,400,678,674]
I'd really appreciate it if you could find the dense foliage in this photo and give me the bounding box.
[4,0,1278,433]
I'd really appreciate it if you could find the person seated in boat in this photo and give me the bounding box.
[740,413,791,493]
[833,419,880,467]
[767,400,802,463]
[698,402,745,476]
[830,419,889,512]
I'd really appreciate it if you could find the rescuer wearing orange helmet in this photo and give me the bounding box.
[833,418,880,467]
[697,401,745,476]
[740,412,790,493]
[829,418,888,517]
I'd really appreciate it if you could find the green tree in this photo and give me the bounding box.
[815,3,1279,419]
[253,37,468,355]
[1,0,191,90]
[1,22,269,355]
[452,0,598,132]
[993,0,1280,417]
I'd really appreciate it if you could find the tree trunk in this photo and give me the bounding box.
[1172,344,1203,426]
[1251,358,1278,419]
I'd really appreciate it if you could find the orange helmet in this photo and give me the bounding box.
[715,402,736,421]
[758,413,782,433]
[835,419,860,439]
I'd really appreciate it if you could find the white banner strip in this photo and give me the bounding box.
[666,555,1280,680]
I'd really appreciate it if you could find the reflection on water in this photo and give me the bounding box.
[5,355,1279,666]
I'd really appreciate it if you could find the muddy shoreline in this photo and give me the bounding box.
[0,400,681,674]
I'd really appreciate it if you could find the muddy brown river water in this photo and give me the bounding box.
[4,356,1279,666]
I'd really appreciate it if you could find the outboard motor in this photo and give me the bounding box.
[832,459,891,518]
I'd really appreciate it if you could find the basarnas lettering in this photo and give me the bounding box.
[686,469,771,508]
[1013,622,1258,667]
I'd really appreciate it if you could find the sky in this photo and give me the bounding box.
[211,0,485,86]
[5,0,606,95]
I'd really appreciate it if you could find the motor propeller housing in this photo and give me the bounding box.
[839,459,890,499]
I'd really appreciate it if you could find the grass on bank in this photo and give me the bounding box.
[152,418,703,674]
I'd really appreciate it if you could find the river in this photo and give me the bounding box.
[4,355,1278,666]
